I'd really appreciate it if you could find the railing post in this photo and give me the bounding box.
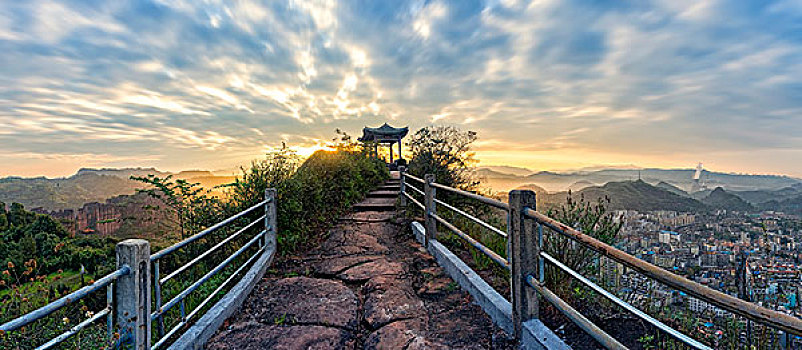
[508,190,538,339]
[264,189,278,255]
[424,174,437,247]
[115,239,151,350]
[399,166,407,207]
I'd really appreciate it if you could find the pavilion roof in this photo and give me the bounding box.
[357,123,409,142]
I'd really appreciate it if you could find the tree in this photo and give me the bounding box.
[223,145,301,212]
[130,174,222,240]
[544,192,623,294]
[407,125,479,190]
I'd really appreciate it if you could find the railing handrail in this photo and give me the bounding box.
[0,265,130,332]
[538,252,712,350]
[524,207,802,336]
[429,181,509,210]
[433,197,507,238]
[159,216,265,284]
[404,173,425,184]
[151,198,269,261]
[400,172,802,348]
[431,212,510,270]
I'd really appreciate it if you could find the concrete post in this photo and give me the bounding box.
[115,239,151,349]
[264,189,278,255]
[508,190,538,339]
[399,166,407,207]
[424,174,437,247]
[423,174,437,249]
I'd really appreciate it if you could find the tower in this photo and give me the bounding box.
[691,162,704,193]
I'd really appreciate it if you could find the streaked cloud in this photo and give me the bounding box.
[1,0,802,177]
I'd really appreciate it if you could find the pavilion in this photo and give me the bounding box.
[357,123,409,165]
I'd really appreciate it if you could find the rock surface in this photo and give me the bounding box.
[246,277,359,330]
[206,179,514,349]
[208,323,354,350]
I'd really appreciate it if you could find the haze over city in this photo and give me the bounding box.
[2,0,802,177]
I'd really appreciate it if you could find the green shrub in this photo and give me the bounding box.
[226,147,388,254]
[407,125,479,190]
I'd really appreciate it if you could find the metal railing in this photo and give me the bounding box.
[399,169,802,349]
[1,189,278,350]
[0,266,130,350]
[150,195,272,349]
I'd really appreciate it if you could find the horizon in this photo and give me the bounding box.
[3,1,802,178]
[4,161,800,181]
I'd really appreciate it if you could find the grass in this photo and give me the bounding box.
[0,269,95,301]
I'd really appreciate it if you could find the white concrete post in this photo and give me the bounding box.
[399,166,407,207]
[264,189,278,255]
[424,174,437,247]
[509,190,538,339]
[115,239,151,349]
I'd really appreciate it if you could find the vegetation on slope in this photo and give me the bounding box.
[0,136,387,349]
[0,173,143,211]
[656,181,688,196]
[702,187,754,211]
[556,180,707,212]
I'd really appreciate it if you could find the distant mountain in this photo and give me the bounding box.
[514,183,549,195]
[558,180,708,212]
[702,187,754,211]
[568,180,595,192]
[574,164,643,172]
[0,167,238,211]
[0,173,143,211]
[656,181,688,196]
[733,183,802,205]
[531,168,799,192]
[77,167,167,178]
[474,168,521,179]
[476,165,534,177]
[761,195,802,215]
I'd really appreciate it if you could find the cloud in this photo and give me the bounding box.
[1,0,802,176]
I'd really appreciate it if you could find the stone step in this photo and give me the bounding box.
[352,203,396,212]
[367,190,399,198]
[378,185,401,191]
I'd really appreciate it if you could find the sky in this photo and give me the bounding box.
[1,0,802,178]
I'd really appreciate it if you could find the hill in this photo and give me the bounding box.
[656,181,688,196]
[0,168,238,211]
[175,170,215,179]
[733,183,802,205]
[760,195,802,215]
[702,187,754,211]
[0,173,143,211]
[553,180,708,212]
[513,183,549,195]
[567,180,595,192]
[475,165,534,177]
[474,168,521,179]
[76,167,167,178]
[476,167,802,193]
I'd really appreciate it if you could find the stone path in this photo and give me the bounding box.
[207,177,515,349]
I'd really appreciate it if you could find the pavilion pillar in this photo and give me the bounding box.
[389,142,394,163]
[398,137,402,160]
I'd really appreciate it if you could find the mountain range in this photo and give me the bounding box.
[478,166,800,192]
[0,167,236,211]
[481,166,802,214]
[4,165,802,215]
